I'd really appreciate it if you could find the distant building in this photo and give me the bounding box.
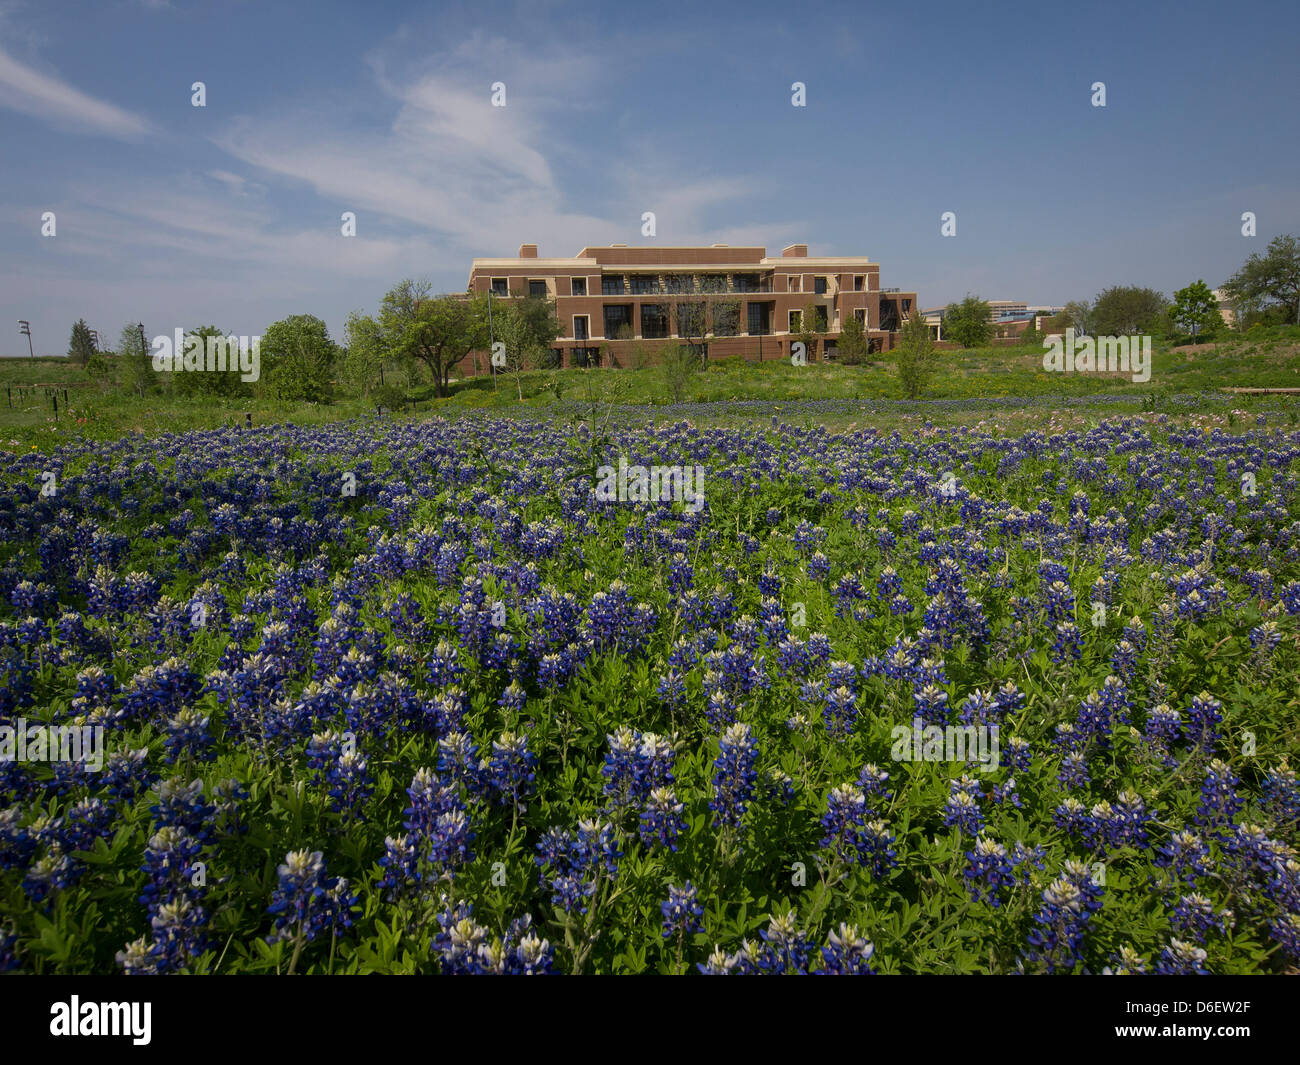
[463,243,918,370]
[1212,288,1236,326]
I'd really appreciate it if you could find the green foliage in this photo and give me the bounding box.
[1170,280,1222,343]
[173,326,251,398]
[1222,234,1300,325]
[341,312,386,396]
[260,314,337,403]
[1090,285,1169,336]
[116,322,153,398]
[379,280,487,397]
[895,310,937,398]
[370,383,406,411]
[84,352,110,390]
[838,313,869,365]
[67,319,95,367]
[943,296,992,348]
[660,344,700,403]
[795,300,827,362]
[1019,325,1044,347]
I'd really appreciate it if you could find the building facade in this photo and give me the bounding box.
[463,243,917,372]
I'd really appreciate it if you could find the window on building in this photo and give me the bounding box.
[854,275,865,291]
[747,302,772,336]
[571,277,587,296]
[573,315,589,341]
[789,310,802,332]
[602,275,626,295]
[814,276,828,295]
[529,280,548,298]
[674,301,706,338]
[641,304,669,339]
[714,301,740,336]
[664,274,694,294]
[732,273,760,293]
[788,276,800,293]
[630,275,661,295]
[491,278,508,296]
[700,274,727,294]
[854,308,867,328]
[603,304,632,338]
[812,305,828,331]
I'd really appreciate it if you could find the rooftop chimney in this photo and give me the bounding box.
[782,243,808,257]
[518,243,538,258]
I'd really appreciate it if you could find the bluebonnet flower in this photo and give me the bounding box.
[1143,704,1181,766]
[1023,861,1104,973]
[639,786,687,851]
[1195,760,1243,829]
[661,882,704,939]
[1156,830,1212,885]
[1262,763,1300,828]
[1051,621,1082,663]
[943,779,984,836]
[436,731,481,792]
[1005,737,1032,771]
[151,778,215,842]
[1171,893,1232,943]
[432,902,554,975]
[483,730,536,810]
[23,848,79,903]
[754,911,812,975]
[820,784,898,876]
[814,923,877,975]
[164,706,214,764]
[1185,692,1223,752]
[1153,938,1210,975]
[1270,913,1300,964]
[710,723,758,831]
[1102,945,1149,975]
[965,837,1018,906]
[1058,753,1090,790]
[266,849,355,946]
[535,819,620,915]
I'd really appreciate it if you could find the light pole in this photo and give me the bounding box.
[18,320,33,358]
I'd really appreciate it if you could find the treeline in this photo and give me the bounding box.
[67,278,566,405]
[939,234,1300,348]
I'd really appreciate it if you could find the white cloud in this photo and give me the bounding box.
[0,45,152,139]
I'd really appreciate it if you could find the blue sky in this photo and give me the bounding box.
[1,0,1297,355]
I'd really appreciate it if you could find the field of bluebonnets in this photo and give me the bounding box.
[2,404,1300,975]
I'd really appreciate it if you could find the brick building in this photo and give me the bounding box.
[463,242,917,371]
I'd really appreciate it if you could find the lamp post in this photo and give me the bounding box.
[18,320,33,358]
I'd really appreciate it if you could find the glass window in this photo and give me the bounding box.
[529,280,548,298]
[571,277,586,296]
[491,278,508,296]
[602,275,625,295]
[630,275,661,295]
[714,302,740,337]
[573,315,589,341]
[814,276,828,295]
[603,304,632,337]
[854,275,865,291]
[641,304,669,339]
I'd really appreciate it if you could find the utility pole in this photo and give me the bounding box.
[18,320,33,358]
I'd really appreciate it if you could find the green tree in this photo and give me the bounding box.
[895,308,938,398]
[260,315,337,402]
[1221,234,1300,325]
[495,290,563,396]
[379,280,487,397]
[117,322,153,397]
[838,312,869,365]
[942,296,992,348]
[796,300,825,361]
[341,311,386,396]
[1169,280,1221,343]
[173,326,249,397]
[1019,324,1044,347]
[85,351,111,391]
[660,344,699,403]
[68,318,96,367]
[1090,286,1168,336]
[1058,300,1094,336]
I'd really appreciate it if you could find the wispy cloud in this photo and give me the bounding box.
[0,45,152,139]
